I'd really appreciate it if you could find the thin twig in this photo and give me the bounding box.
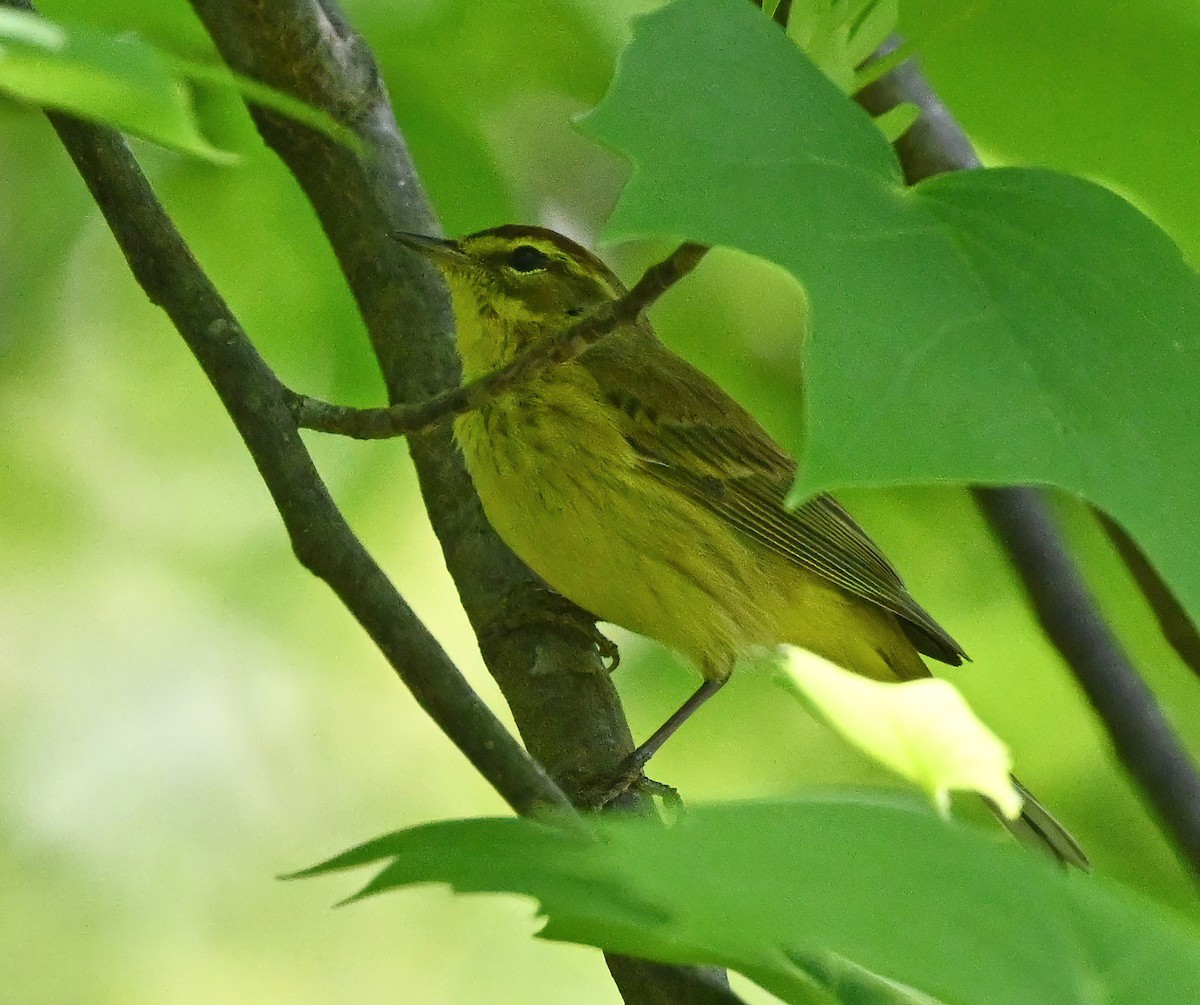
[288,242,709,439]
[1099,513,1200,681]
[858,37,1200,879]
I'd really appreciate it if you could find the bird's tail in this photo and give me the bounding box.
[991,775,1090,871]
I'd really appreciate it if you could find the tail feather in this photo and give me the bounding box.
[992,776,1090,871]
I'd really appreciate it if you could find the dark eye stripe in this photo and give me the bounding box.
[508,245,550,272]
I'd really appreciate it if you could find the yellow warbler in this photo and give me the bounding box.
[397,224,1087,869]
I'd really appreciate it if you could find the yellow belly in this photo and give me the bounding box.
[455,382,920,683]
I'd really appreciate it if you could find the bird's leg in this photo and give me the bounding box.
[584,677,727,808]
[629,678,727,769]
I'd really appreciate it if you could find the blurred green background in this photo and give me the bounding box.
[3,0,1199,1001]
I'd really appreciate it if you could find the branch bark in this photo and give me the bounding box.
[3,28,566,822]
[178,0,736,999]
[186,0,640,804]
[858,40,1200,879]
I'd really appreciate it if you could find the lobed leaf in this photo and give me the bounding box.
[578,0,1200,626]
[294,799,1200,1005]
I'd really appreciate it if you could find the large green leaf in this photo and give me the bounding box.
[294,800,1200,1005]
[577,0,1200,625]
[901,0,1200,265]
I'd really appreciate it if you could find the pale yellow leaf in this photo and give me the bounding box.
[778,645,1022,818]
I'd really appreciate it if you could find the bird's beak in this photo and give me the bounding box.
[391,231,468,271]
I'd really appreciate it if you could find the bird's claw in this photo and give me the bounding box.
[581,754,680,811]
[494,582,620,672]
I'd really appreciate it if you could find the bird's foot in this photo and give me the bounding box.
[492,582,619,672]
[581,753,681,812]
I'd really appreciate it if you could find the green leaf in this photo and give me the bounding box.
[293,800,1200,1005]
[0,10,363,161]
[796,953,949,1005]
[853,36,916,91]
[175,59,365,159]
[899,0,1200,266]
[578,0,1200,626]
[0,9,232,161]
[778,646,1020,816]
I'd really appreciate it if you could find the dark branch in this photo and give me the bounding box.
[977,490,1200,875]
[288,242,710,439]
[7,62,568,822]
[186,0,735,999]
[858,38,1200,878]
[1098,513,1200,681]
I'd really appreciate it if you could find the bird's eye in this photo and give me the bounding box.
[508,245,550,273]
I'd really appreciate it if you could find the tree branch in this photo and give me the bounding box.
[857,39,1200,878]
[0,0,570,821]
[286,241,709,439]
[186,0,641,801]
[1098,513,1200,681]
[977,488,1200,875]
[183,0,736,999]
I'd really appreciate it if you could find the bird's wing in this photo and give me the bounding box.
[581,332,966,665]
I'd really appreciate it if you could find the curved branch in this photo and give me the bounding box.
[185,0,736,999]
[287,241,709,439]
[858,40,1200,878]
[186,0,640,798]
[14,70,566,818]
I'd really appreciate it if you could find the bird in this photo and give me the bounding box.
[395,223,1088,869]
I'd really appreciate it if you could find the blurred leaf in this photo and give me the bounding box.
[295,799,1200,1005]
[842,0,899,67]
[762,0,911,143]
[779,0,900,93]
[853,38,916,90]
[175,59,365,158]
[364,0,616,231]
[0,9,233,161]
[778,646,1019,816]
[579,0,1200,627]
[0,10,363,162]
